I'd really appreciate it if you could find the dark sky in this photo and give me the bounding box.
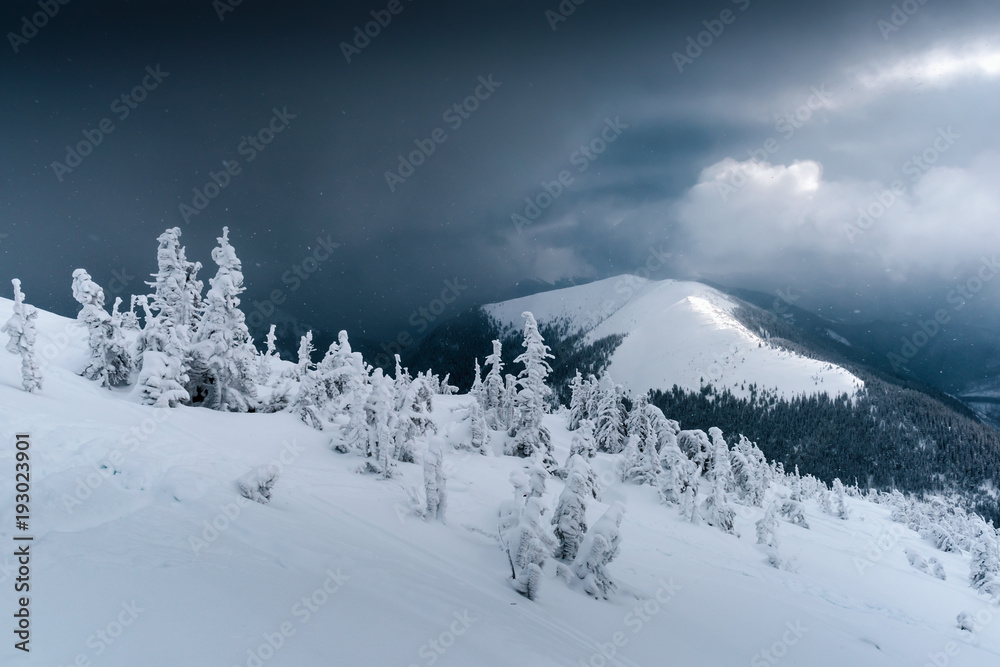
[2,0,1000,344]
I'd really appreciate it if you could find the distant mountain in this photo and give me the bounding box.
[403,275,1000,522]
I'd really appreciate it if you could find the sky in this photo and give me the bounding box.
[2,0,1000,347]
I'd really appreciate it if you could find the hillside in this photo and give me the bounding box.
[1,299,999,666]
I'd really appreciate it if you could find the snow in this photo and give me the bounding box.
[485,277,864,400]
[0,297,997,667]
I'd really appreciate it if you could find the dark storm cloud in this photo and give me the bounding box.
[1,0,999,348]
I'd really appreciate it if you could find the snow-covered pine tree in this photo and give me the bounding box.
[394,375,437,463]
[296,330,314,379]
[502,496,555,601]
[257,324,279,386]
[483,339,506,428]
[470,358,484,405]
[707,427,734,491]
[363,368,397,478]
[568,418,597,460]
[187,228,258,412]
[572,502,625,599]
[831,478,851,519]
[2,279,42,393]
[330,331,372,452]
[620,395,661,485]
[969,528,1000,598]
[567,370,588,431]
[729,434,769,507]
[424,437,447,522]
[594,375,626,454]
[702,435,737,535]
[678,429,712,476]
[552,463,589,561]
[72,269,133,387]
[509,312,556,467]
[502,373,518,435]
[135,228,194,407]
[584,375,601,426]
[756,502,780,548]
[468,398,490,454]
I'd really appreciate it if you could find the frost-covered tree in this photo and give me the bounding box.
[567,370,589,431]
[500,494,556,601]
[501,373,518,434]
[756,502,780,548]
[135,228,194,407]
[424,438,447,522]
[296,331,314,379]
[678,429,712,476]
[656,412,689,506]
[482,339,506,428]
[257,324,279,386]
[470,358,484,404]
[330,331,371,452]
[572,502,625,599]
[568,418,597,460]
[509,312,556,467]
[468,398,490,453]
[552,463,589,561]
[187,228,258,412]
[394,375,437,463]
[707,427,734,490]
[594,375,626,454]
[703,439,737,535]
[969,528,1000,598]
[831,478,851,520]
[730,435,769,507]
[72,270,132,387]
[620,396,662,485]
[2,279,42,393]
[363,368,396,478]
[779,499,810,529]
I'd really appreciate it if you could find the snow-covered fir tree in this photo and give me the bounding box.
[729,434,769,507]
[71,269,132,387]
[467,398,490,453]
[568,418,597,460]
[482,339,506,429]
[552,462,589,561]
[296,330,314,379]
[756,501,780,548]
[509,312,556,467]
[594,375,626,453]
[572,502,625,599]
[470,358,484,404]
[969,528,1000,598]
[567,370,588,431]
[330,331,372,452]
[394,374,437,464]
[501,373,518,434]
[702,435,737,535]
[187,227,258,412]
[831,478,851,519]
[424,438,447,522]
[362,368,397,478]
[678,429,712,476]
[2,279,42,393]
[620,396,662,485]
[257,324,279,386]
[501,496,555,601]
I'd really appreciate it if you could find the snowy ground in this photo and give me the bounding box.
[1,302,997,667]
[485,277,864,400]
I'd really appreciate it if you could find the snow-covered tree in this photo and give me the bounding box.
[552,463,589,561]
[568,418,597,460]
[969,528,1000,598]
[572,502,625,599]
[296,331,314,379]
[2,279,42,393]
[730,434,769,507]
[72,270,132,387]
[756,502,780,548]
[237,465,279,505]
[394,375,437,463]
[468,398,490,453]
[594,375,625,453]
[470,358,484,404]
[257,324,279,386]
[187,227,258,412]
[500,494,556,601]
[707,427,734,490]
[703,437,737,535]
[831,478,851,520]
[363,368,396,478]
[509,312,556,467]
[656,412,689,506]
[424,438,447,522]
[678,429,712,476]
[501,374,518,434]
[779,499,809,529]
[567,370,588,430]
[482,339,506,428]
[331,331,371,452]
[621,396,662,485]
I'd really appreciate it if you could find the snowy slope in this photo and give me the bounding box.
[484,277,864,400]
[1,300,997,667]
